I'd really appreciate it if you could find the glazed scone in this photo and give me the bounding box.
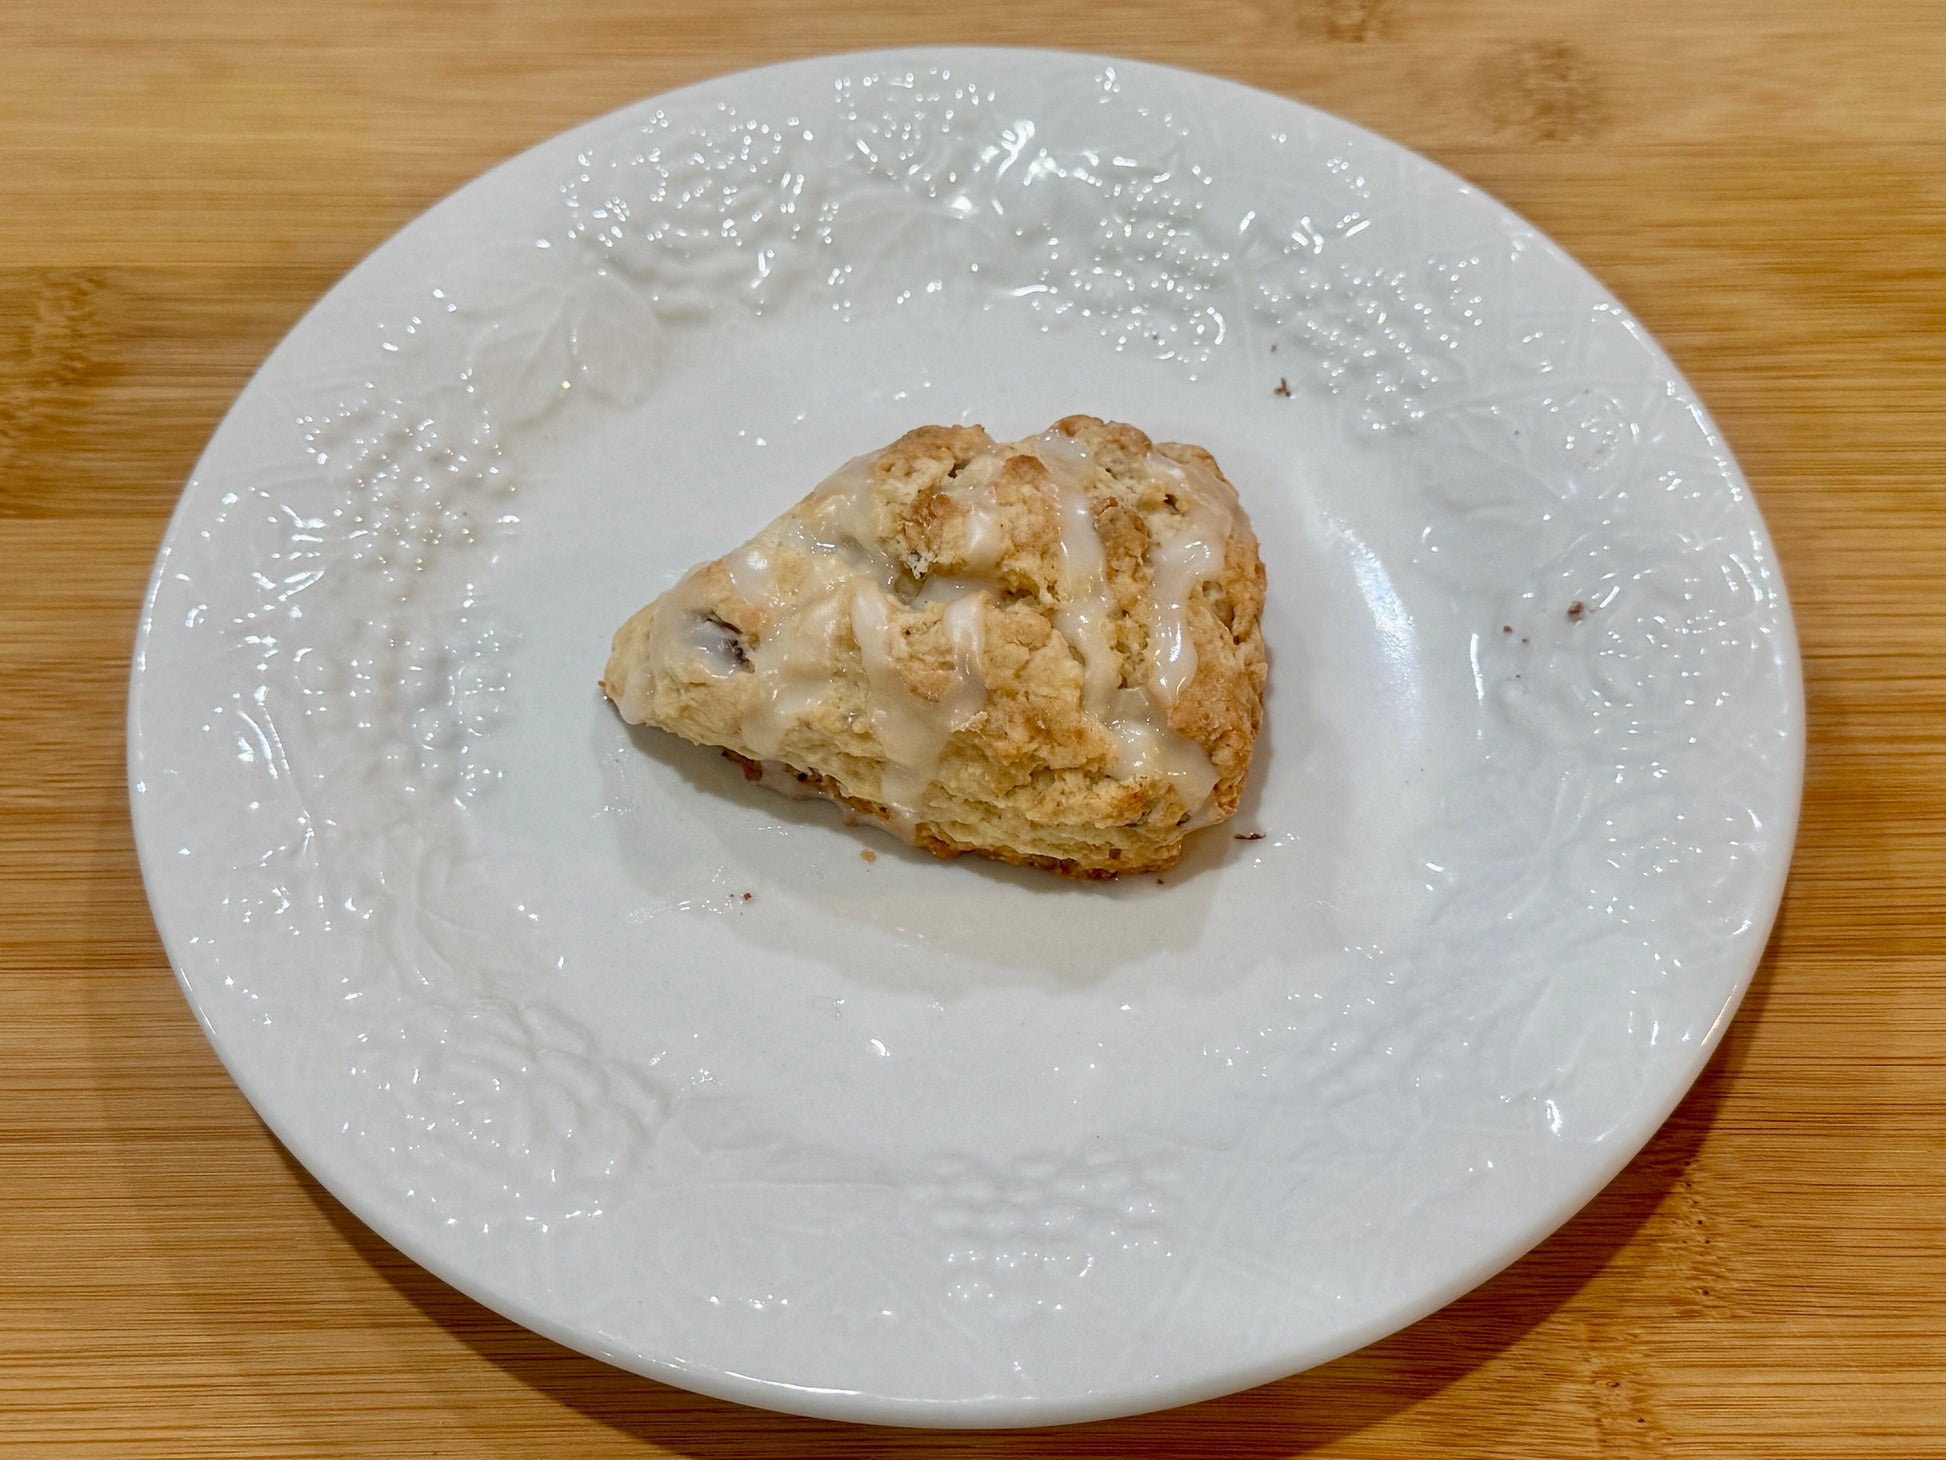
[602,416,1267,878]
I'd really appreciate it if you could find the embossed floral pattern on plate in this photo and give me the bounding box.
[129,49,1801,1426]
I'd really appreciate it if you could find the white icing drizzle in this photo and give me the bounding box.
[722,541,779,607]
[741,586,846,758]
[848,582,987,818]
[1024,430,1224,817]
[1027,432,1122,720]
[653,432,1235,829]
[646,565,743,680]
[910,572,989,607]
[958,480,1006,571]
[803,450,883,555]
[736,454,899,759]
[1145,453,1238,714]
[1106,687,1220,818]
[940,591,990,732]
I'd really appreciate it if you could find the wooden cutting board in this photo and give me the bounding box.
[4,1,1943,1454]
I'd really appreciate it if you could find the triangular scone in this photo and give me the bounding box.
[602,416,1267,879]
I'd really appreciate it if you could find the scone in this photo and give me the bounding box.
[602,416,1267,878]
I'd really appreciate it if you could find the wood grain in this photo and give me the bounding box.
[4,0,1943,1454]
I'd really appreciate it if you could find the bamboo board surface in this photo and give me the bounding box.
[4,2,1943,1454]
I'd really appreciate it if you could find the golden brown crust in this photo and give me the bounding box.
[603,417,1267,878]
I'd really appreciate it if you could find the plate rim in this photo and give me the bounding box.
[126,44,1806,1428]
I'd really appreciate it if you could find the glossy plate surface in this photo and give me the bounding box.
[129,49,1802,1427]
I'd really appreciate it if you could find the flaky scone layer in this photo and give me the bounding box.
[603,416,1267,878]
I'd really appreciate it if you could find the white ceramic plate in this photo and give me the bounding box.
[129,49,1802,1427]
